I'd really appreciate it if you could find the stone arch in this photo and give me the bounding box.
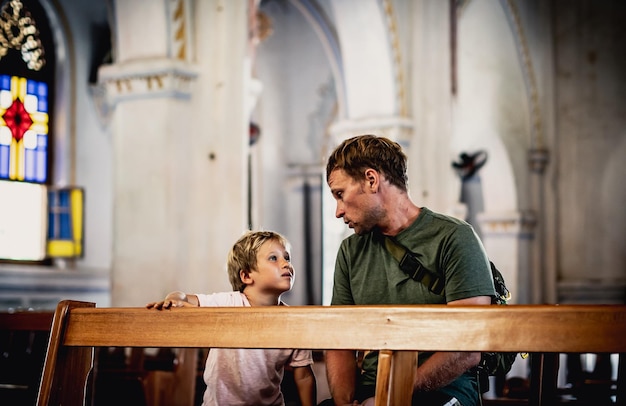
[39,0,73,186]
[454,0,536,303]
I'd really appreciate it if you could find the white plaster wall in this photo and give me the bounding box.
[554,1,626,283]
[58,0,114,272]
[453,0,526,213]
[442,0,533,302]
[331,0,396,118]
[407,0,456,214]
[254,1,332,304]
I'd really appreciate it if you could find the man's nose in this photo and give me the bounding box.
[335,203,344,218]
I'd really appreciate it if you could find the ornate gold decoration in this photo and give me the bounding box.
[171,0,187,60]
[253,11,273,43]
[0,0,46,71]
[381,0,407,117]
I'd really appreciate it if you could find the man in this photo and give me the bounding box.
[323,135,495,406]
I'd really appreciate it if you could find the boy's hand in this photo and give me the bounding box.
[146,299,193,309]
[146,291,192,310]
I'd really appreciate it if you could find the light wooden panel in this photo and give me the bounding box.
[62,304,626,353]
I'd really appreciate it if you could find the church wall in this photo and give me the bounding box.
[553,1,626,294]
[58,0,114,272]
[2,0,624,310]
[254,0,333,304]
[0,0,112,310]
[452,0,530,302]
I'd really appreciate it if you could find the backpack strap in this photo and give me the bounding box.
[383,236,446,296]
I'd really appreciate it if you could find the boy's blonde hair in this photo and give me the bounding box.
[227,230,291,292]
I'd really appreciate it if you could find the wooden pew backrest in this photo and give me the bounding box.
[38,300,626,406]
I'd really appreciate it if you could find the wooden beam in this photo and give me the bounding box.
[61,304,626,353]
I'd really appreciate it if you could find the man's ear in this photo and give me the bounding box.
[240,269,253,286]
[364,168,379,190]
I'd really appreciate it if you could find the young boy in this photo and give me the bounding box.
[146,230,317,406]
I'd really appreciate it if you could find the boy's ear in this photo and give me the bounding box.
[240,269,253,286]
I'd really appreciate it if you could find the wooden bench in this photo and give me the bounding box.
[0,309,54,404]
[37,300,626,406]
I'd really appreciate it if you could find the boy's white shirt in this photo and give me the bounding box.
[196,291,313,406]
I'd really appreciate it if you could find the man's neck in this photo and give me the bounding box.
[380,199,421,236]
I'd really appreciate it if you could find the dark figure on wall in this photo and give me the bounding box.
[452,150,488,238]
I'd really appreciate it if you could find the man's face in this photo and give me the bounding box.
[327,168,384,235]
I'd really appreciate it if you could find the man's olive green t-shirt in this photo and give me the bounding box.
[331,207,495,406]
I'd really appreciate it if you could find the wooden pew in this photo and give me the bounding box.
[0,309,54,404]
[37,300,626,406]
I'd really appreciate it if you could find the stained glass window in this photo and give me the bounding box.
[47,188,84,258]
[0,0,72,262]
[0,74,49,182]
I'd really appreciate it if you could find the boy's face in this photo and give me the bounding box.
[248,239,294,294]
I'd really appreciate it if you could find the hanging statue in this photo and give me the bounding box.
[452,150,488,237]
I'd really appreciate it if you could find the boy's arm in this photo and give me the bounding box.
[146,291,199,309]
[293,364,317,406]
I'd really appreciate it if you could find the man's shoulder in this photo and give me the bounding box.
[420,207,469,227]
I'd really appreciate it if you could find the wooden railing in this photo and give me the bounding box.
[37,300,626,406]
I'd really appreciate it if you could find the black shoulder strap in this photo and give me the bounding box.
[383,236,445,296]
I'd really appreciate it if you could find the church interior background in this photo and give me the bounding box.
[0,0,624,401]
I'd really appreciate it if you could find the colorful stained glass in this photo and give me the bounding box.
[0,74,49,183]
[47,188,84,258]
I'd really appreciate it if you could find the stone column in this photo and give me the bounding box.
[100,0,249,306]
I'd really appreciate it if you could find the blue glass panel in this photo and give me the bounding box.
[25,149,36,181]
[59,211,71,239]
[36,150,46,182]
[0,75,10,90]
[0,146,8,178]
[37,82,47,97]
[27,80,36,94]
[60,189,69,207]
[47,210,54,238]
[38,99,47,113]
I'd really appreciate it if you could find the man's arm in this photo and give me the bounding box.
[412,295,490,392]
[325,349,358,405]
[293,365,317,406]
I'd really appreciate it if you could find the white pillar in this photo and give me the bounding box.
[101,0,250,306]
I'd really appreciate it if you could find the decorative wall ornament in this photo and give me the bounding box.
[478,210,536,238]
[92,58,198,127]
[169,0,190,61]
[0,0,46,71]
[380,0,407,117]
[452,150,488,236]
[452,150,488,181]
